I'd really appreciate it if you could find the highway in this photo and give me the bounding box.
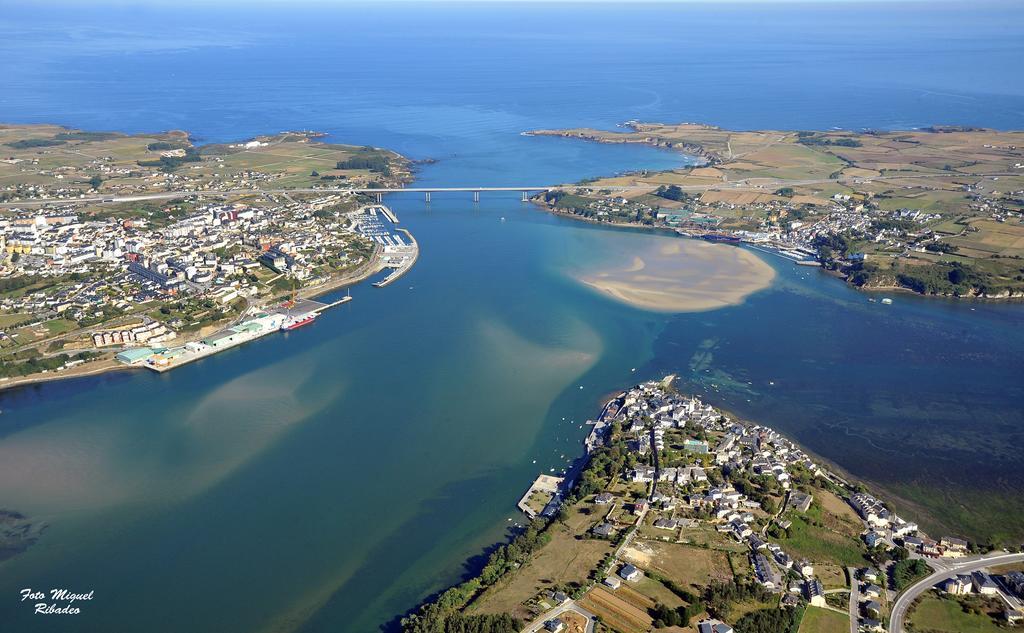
[888,551,1024,633]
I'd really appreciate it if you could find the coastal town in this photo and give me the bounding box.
[0,124,415,386]
[2,124,1022,633]
[404,377,1024,633]
[530,123,1024,299]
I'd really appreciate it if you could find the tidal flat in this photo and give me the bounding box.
[573,238,776,313]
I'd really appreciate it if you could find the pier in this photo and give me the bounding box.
[517,474,565,519]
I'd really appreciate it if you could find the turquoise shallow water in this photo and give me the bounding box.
[1,2,1023,632]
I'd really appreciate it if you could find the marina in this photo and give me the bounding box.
[354,206,420,288]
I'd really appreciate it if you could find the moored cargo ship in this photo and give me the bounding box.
[280,312,317,331]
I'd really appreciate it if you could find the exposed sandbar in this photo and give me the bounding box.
[576,239,775,312]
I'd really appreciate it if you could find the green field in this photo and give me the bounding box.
[776,502,867,568]
[908,594,1006,633]
[0,313,31,328]
[798,606,849,633]
[42,319,78,335]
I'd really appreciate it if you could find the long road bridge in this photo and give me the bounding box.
[2,170,1016,208]
[358,186,556,203]
[0,186,560,207]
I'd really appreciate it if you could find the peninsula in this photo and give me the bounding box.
[528,123,1024,300]
[0,124,417,388]
[404,377,1024,633]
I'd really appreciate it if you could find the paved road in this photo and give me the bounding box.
[846,566,860,633]
[889,552,1024,633]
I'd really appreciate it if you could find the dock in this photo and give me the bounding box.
[305,295,352,314]
[122,293,355,374]
[376,205,399,223]
[517,474,565,519]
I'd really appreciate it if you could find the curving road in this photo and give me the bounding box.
[889,552,1024,633]
[520,599,596,633]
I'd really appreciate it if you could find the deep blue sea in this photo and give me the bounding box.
[1,2,1023,632]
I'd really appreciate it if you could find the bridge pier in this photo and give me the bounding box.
[425,191,431,203]
[375,193,383,203]
[521,191,529,202]
[472,191,480,203]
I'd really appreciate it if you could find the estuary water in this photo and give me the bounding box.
[1,2,1024,632]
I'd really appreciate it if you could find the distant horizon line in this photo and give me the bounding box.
[7,0,1014,6]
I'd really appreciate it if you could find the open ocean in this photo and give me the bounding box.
[1,2,1023,631]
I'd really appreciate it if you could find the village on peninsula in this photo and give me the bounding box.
[404,377,1024,633]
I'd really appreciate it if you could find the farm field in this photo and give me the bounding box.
[0,122,411,206]
[578,586,653,633]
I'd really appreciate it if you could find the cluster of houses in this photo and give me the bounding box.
[851,491,980,563]
[944,570,1024,624]
[586,380,850,625]
[0,193,373,356]
[91,320,175,347]
[849,567,886,632]
[543,377,1024,633]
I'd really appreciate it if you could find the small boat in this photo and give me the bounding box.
[881,298,893,305]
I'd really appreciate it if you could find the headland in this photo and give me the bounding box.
[528,123,1024,301]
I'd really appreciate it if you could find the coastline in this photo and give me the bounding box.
[528,122,1024,303]
[0,240,398,394]
[534,200,1024,304]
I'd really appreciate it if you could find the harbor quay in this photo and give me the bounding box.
[115,296,352,373]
